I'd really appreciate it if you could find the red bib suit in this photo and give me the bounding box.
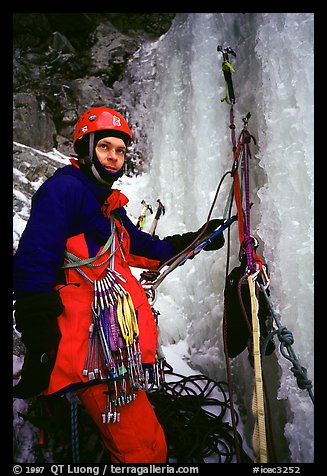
[44,188,167,463]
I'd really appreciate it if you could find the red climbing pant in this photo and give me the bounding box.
[77,384,167,463]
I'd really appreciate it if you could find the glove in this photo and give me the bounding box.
[13,291,64,399]
[163,219,225,255]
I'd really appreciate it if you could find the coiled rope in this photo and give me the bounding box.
[147,372,253,463]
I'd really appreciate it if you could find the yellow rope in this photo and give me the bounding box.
[248,275,268,463]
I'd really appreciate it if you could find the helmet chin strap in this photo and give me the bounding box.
[89,131,95,165]
[76,131,94,167]
[91,163,115,186]
[88,131,122,186]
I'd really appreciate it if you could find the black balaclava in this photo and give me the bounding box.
[75,130,129,187]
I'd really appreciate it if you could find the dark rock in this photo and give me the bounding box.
[13,12,176,243]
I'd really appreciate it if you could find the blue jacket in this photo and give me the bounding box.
[13,162,175,299]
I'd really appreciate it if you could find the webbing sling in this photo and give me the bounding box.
[248,275,268,463]
[62,217,116,269]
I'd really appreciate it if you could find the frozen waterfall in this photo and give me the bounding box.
[120,13,314,463]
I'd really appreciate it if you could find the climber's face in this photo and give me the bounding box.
[95,136,126,173]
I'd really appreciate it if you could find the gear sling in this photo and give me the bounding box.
[43,189,167,462]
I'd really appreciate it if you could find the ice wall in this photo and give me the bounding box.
[254,13,314,463]
[123,13,314,463]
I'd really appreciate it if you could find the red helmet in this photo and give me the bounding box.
[73,107,132,153]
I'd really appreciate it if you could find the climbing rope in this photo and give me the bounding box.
[227,108,267,462]
[147,371,253,463]
[18,44,313,466]
[259,284,314,403]
[216,46,264,462]
[66,391,80,463]
[16,372,254,464]
[217,43,314,464]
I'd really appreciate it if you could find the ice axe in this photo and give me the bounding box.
[149,199,166,237]
[136,200,153,230]
[217,45,236,105]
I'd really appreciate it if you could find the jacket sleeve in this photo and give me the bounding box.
[13,175,87,299]
[118,207,176,269]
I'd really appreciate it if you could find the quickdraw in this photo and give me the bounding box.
[62,216,146,426]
